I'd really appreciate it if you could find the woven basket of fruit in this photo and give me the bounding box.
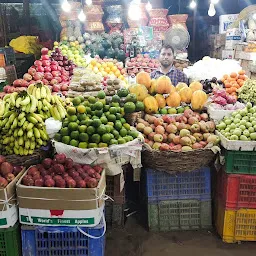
[142,146,216,173]
[125,111,144,126]
[5,149,52,168]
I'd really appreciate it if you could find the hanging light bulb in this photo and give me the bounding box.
[211,0,219,4]
[61,0,71,12]
[85,0,92,5]
[128,1,141,21]
[208,3,216,17]
[78,9,86,22]
[189,0,196,9]
[146,1,152,12]
[253,13,256,20]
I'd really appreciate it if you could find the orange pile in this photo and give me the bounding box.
[222,70,247,98]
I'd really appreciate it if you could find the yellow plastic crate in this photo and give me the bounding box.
[215,202,256,243]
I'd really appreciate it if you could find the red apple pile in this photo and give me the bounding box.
[126,53,160,76]
[0,155,23,188]
[138,110,219,152]
[7,47,74,95]
[21,153,103,188]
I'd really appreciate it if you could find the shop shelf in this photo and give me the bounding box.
[106,174,125,204]
[215,199,256,243]
[0,222,21,256]
[225,150,256,174]
[148,199,212,231]
[217,169,256,209]
[21,219,105,256]
[105,201,125,227]
[143,167,211,202]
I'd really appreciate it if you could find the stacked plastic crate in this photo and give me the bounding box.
[142,167,212,231]
[215,150,256,243]
[106,173,126,227]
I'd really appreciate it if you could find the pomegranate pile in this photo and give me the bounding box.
[22,153,103,188]
[0,156,23,188]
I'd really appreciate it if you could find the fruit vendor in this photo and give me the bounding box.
[151,45,188,86]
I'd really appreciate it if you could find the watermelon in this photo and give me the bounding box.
[107,48,115,58]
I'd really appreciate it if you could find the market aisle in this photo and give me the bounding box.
[106,215,256,256]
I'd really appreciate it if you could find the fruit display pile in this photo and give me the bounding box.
[53,41,87,68]
[222,70,247,98]
[0,156,23,188]
[83,32,126,62]
[201,77,223,94]
[217,103,256,141]
[209,88,245,111]
[126,54,160,76]
[87,57,126,82]
[237,79,256,103]
[0,82,67,155]
[6,47,72,95]
[21,153,103,188]
[54,93,139,148]
[130,72,208,114]
[140,110,219,152]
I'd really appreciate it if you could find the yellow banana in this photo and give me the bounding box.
[39,129,48,140]
[30,113,43,123]
[0,101,5,116]
[33,127,41,139]
[25,103,31,113]
[41,86,47,99]
[15,97,22,108]
[11,118,18,129]
[18,112,25,120]
[42,99,52,109]
[26,123,34,131]
[29,95,37,113]
[57,104,66,119]
[26,114,38,125]
[53,106,61,120]
[20,96,30,106]
[36,87,41,100]
[22,121,29,130]
[32,86,37,98]
[27,84,35,95]
[4,102,10,114]
[3,94,11,101]
[10,92,18,106]
[51,96,56,104]
[54,95,61,105]
[18,117,26,127]
[18,128,24,137]
[37,100,42,111]
[27,130,33,139]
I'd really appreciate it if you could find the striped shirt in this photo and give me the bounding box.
[151,67,188,86]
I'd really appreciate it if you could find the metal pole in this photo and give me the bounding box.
[23,0,30,35]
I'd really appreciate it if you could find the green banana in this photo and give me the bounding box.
[11,118,18,129]
[33,127,40,139]
[15,97,22,108]
[39,129,48,140]
[41,86,47,98]
[18,137,24,146]
[10,92,18,106]
[0,101,5,116]
[25,103,31,113]
[14,147,19,155]
[29,95,37,113]
[42,99,52,109]
[36,87,41,100]
[18,117,26,127]
[22,121,29,130]
[25,140,30,150]
[27,130,33,139]
[53,106,61,120]
[37,100,43,111]
[20,96,30,106]
[26,123,34,131]
[27,84,35,95]
[26,115,38,125]
[13,129,18,137]
[18,112,25,120]
[37,138,43,145]
[30,113,43,123]
[18,128,24,137]
[30,141,36,150]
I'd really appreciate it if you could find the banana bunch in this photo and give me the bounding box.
[0,92,38,116]
[0,111,49,156]
[27,82,51,102]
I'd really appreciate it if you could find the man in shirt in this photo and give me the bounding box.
[151,45,188,86]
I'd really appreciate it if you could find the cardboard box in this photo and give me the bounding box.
[239,52,256,61]
[0,168,26,228]
[222,50,235,59]
[225,28,242,50]
[17,169,106,227]
[219,14,239,34]
[215,34,226,49]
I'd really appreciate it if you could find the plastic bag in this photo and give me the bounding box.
[45,118,62,138]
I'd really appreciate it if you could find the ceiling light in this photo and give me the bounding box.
[211,0,219,4]
[128,1,141,21]
[85,0,92,5]
[61,0,71,12]
[189,0,197,9]
[146,1,152,12]
[208,3,216,16]
[78,10,86,22]
[253,13,256,20]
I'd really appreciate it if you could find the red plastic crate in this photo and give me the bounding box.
[217,168,256,209]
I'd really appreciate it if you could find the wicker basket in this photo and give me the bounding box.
[125,111,144,126]
[142,146,216,174]
[5,149,52,168]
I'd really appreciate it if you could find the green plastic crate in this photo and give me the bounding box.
[148,199,212,231]
[0,223,21,256]
[225,150,256,174]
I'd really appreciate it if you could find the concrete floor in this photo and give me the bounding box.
[106,215,256,256]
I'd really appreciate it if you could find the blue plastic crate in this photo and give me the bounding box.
[21,218,105,256]
[144,167,211,202]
